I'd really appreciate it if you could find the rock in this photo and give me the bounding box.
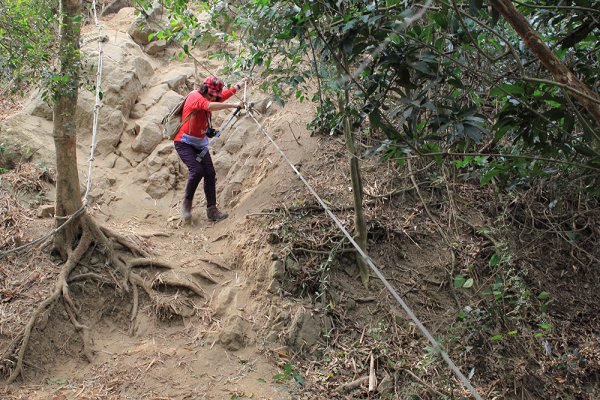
[145,142,175,174]
[87,188,106,204]
[212,151,234,177]
[130,103,147,119]
[129,56,154,86]
[269,260,285,281]
[145,39,167,55]
[155,89,183,111]
[137,89,183,126]
[132,120,162,154]
[102,40,126,64]
[140,143,178,198]
[127,20,156,47]
[75,90,96,135]
[24,90,53,121]
[285,256,301,275]
[100,0,130,17]
[0,115,55,168]
[103,69,142,117]
[213,287,237,317]
[159,71,188,92]
[0,135,27,170]
[219,315,249,352]
[222,131,245,154]
[267,279,281,294]
[37,205,55,218]
[145,167,176,199]
[142,104,169,125]
[97,107,126,154]
[137,84,169,110]
[230,157,257,185]
[287,307,323,350]
[252,97,281,118]
[114,156,131,170]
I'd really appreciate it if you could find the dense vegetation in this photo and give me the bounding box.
[136,1,600,397]
[140,0,600,186]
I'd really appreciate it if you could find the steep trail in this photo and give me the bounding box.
[2,6,318,400]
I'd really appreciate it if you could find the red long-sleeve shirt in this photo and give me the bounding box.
[173,87,237,142]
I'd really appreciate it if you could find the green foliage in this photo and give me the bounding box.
[272,362,304,385]
[453,274,474,289]
[0,0,59,93]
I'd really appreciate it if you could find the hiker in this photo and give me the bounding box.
[174,75,250,223]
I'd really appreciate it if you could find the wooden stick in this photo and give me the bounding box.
[368,352,377,392]
[337,375,368,393]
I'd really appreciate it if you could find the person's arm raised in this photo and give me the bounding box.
[207,101,244,112]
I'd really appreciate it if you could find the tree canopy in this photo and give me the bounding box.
[136,0,600,193]
[0,0,59,95]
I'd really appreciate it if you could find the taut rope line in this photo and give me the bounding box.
[245,110,484,400]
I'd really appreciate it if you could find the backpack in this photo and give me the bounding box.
[161,91,196,140]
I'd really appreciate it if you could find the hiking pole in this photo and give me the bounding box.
[196,106,242,161]
[214,106,242,139]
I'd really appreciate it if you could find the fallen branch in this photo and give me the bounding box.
[337,375,369,392]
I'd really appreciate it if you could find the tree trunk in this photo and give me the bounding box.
[340,87,370,287]
[53,0,83,258]
[490,0,600,127]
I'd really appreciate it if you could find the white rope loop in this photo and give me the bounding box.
[84,0,104,203]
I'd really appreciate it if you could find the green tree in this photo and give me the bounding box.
[0,0,58,93]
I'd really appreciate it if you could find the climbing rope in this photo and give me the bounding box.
[245,110,484,400]
[0,0,105,259]
[82,0,104,204]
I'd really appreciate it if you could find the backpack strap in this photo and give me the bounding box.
[205,111,212,129]
[181,90,198,133]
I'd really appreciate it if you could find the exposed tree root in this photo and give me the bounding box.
[2,214,205,383]
[129,258,173,270]
[152,270,206,298]
[190,269,220,285]
[5,227,92,383]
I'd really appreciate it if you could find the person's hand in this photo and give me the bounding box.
[236,101,245,110]
[235,77,251,90]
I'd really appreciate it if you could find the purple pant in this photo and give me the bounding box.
[174,141,217,207]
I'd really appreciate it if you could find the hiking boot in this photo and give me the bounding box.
[207,205,228,221]
[181,199,193,223]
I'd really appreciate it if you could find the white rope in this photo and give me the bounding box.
[83,0,104,204]
[1,1,105,259]
[246,111,484,400]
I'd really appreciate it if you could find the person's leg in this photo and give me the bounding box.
[175,142,204,221]
[175,142,205,201]
[200,152,228,221]
[200,152,217,207]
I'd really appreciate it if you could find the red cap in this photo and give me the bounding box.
[203,76,224,98]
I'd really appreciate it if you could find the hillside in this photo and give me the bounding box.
[1,4,599,400]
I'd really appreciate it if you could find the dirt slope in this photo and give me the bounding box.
[0,8,320,400]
